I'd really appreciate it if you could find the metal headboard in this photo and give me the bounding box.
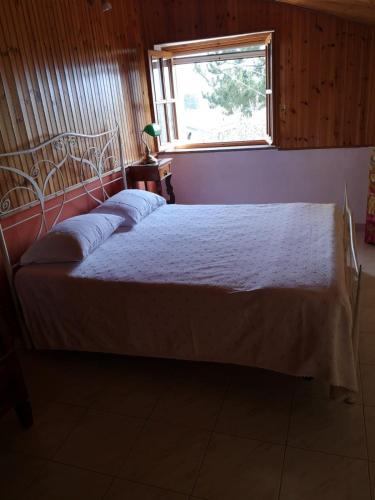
[0,125,127,343]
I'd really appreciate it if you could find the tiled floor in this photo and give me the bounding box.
[1,229,375,500]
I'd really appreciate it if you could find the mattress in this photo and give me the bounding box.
[15,203,356,391]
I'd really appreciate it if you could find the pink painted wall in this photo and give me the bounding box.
[161,147,372,223]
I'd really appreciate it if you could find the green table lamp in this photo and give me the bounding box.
[141,123,161,165]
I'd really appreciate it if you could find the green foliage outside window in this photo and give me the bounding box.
[194,58,266,118]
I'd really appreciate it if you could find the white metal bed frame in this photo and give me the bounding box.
[0,125,127,343]
[0,126,362,399]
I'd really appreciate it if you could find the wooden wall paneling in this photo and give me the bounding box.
[49,2,85,188]
[30,2,73,192]
[0,79,19,209]
[89,16,119,171]
[0,13,32,207]
[358,25,370,143]
[30,1,76,192]
[107,6,138,161]
[295,9,304,147]
[84,2,117,160]
[125,0,153,158]
[354,24,371,145]
[73,1,111,173]
[278,5,288,145]
[343,23,360,146]
[0,0,151,212]
[333,19,347,146]
[93,2,131,163]
[128,4,152,150]
[318,15,334,147]
[365,29,375,144]
[299,10,310,147]
[52,2,84,135]
[139,0,375,149]
[106,14,136,164]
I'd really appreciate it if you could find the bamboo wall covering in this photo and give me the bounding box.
[0,0,152,210]
[140,0,375,149]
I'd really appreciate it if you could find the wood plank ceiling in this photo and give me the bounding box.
[275,1,375,25]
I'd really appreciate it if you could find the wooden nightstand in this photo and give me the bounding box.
[127,158,175,204]
[0,297,33,429]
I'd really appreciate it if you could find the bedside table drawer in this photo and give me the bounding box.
[126,157,175,204]
[158,163,171,180]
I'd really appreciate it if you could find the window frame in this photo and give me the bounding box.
[147,50,179,151]
[148,31,275,151]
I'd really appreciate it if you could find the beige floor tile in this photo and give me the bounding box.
[24,461,112,500]
[19,350,82,376]
[360,335,375,364]
[362,256,375,271]
[0,451,47,500]
[55,409,144,475]
[360,257,375,271]
[227,365,296,398]
[53,373,107,408]
[102,360,172,392]
[100,357,175,394]
[361,272,375,293]
[368,461,375,498]
[172,360,229,385]
[23,354,106,410]
[288,398,367,458]
[0,403,86,459]
[150,375,226,430]
[104,478,188,499]
[89,358,175,418]
[294,377,332,400]
[360,307,375,334]
[295,370,362,403]
[360,288,375,311]
[365,406,375,461]
[215,384,290,444]
[193,433,283,500]
[120,420,210,494]
[90,386,160,419]
[280,447,371,500]
[360,365,375,406]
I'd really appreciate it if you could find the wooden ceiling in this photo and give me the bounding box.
[275,1,375,25]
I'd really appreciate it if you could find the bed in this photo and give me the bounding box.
[0,126,362,398]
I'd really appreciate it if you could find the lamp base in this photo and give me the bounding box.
[140,152,159,165]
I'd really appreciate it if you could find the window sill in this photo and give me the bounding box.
[160,144,277,154]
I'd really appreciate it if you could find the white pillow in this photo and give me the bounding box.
[94,189,166,227]
[20,213,123,265]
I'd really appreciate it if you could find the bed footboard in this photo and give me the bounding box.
[331,187,362,403]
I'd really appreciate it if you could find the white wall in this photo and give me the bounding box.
[162,147,372,223]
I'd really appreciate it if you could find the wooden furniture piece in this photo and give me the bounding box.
[0,350,33,428]
[0,299,33,429]
[127,158,175,204]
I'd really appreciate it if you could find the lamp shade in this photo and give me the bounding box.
[143,123,161,138]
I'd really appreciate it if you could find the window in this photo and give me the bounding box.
[148,31,274,150]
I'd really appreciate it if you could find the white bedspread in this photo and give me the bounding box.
[15,203,356,390]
